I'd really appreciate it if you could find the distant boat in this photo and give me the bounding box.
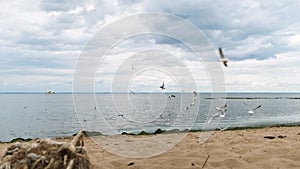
[45,91,55,94]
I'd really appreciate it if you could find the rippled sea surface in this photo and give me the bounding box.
[0,93,300,142]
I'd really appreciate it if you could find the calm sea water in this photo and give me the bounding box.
[0,93,300,142]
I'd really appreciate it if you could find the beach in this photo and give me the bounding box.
[1,126,300,169]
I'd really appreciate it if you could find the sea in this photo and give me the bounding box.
[0,93,300,142]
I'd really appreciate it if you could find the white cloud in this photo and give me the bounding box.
[0,0,300,92]
[225,50,300,91]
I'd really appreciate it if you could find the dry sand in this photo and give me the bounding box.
[1,126,300,169]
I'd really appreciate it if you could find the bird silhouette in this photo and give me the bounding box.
[248,105,262,114]
[131,64,135,70]
[168,94,176,100]
[208,104,227,123]
[160,82,166,90]
[218,47,229,67]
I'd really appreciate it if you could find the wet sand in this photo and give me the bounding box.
[1,126,300,169]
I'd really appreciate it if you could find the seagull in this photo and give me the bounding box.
[130,90,136,95]
[192,91,198,101]
[160,82,166,90]
[208,104,227,123]
[248,105,262,114]
[193,91,197,97]
[131,64,135,70]
[168,94,176,100]
[216,104,227,117]
[208,113,221,123]
[218,47,229,67]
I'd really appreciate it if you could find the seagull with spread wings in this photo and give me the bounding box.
[218,47,229,67]
[248,105,262,114]
[168,94,176,100]
[160,82,166,90]
[208,104,227,123]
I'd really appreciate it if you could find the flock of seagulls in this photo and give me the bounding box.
[124,47,263,131]
[129,47,227,96]
[209,48,264,127]
[208,102,263,127]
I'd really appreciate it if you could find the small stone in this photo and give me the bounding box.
[264,136,275,139]
[128,162,135,166]
[278,135,287,139]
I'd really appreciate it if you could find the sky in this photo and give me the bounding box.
[0,0,300,92]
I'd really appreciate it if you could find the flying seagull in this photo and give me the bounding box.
[208,104,227,123]
[168,94,176,100]
[248,105,262,114]
[160,82,166,90]
[131,64,135,70]
[193,91,197,97]
[218,47,229,67]
[216,104,227,117]
[208,113,221,123]
[130,90,136,95]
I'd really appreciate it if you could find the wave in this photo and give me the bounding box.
[2,123,300,143]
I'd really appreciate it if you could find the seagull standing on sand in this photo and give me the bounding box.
[218,47,229,67]
[248,105,262,114]
[160,82,166,90]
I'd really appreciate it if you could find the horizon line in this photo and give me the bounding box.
[0,91,300,94]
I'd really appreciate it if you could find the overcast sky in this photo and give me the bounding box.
[0,0,300,92]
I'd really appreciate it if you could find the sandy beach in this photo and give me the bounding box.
[1,126,300,169]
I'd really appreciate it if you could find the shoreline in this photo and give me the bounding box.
[2,124,300,143]
[1,126,300,168]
